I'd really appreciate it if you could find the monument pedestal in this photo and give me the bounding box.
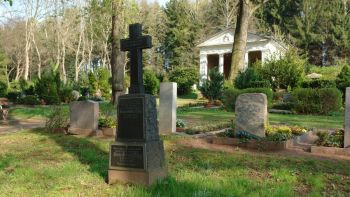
[108,94,166,186]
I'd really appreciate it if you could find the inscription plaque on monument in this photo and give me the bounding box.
[108,23,166,186]
[118,97,145,140]
[110,145,144,169]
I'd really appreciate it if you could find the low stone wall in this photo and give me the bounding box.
[211,137,293,151]
[310,146,350,156]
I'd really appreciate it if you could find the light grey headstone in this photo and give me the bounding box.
[69,100,99,135]
[159,82,177,134]
[235,93,268,137]
[345,87,350,148]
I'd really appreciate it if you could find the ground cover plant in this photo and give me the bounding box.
[0,130,349,196]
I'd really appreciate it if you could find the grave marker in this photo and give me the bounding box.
[344,87,350,148]
[108,23,166,186]
[235,93,268,138]
[159,82,177,134]
[68,100,99,135]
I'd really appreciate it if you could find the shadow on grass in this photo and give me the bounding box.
[30,128,110,181]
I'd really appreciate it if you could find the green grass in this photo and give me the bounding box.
[178,108,344,130]
[9,102,117,119]
[9,105,64,119]
[0,130,349,196]
[308,65,343,80]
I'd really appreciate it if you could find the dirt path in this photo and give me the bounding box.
[0,118,45,135]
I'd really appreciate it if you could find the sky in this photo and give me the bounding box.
[147,0,169,6]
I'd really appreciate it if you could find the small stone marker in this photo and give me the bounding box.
[69,100,99,135]
[108,23,166,186]
[159,82,177,134]
[344,87,350,148]
[235,93,268,138]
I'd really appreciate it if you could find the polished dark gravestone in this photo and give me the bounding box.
[108,23,166,186]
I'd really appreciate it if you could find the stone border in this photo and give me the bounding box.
[310,146,350,156]
[210,137,293,151]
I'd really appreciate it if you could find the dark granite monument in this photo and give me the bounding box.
[108,23,166,186]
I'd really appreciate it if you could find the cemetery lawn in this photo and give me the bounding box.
[1,129,349,196]
[178,108,344,131]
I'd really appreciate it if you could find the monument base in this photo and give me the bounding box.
[68,127,96,136]
[108,168,167,186]
[108,140,166,186]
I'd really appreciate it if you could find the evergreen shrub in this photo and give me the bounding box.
[169,67,198,95]
[292,88,342,115]
[143,69,160,95]
[301,80,336,89]
[199,68,224,102]
[223,88,273,111]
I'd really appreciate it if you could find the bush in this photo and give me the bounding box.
[222,87,273,111]
[17,95,41,105]
[292,88,342,114]
[222,88,241,111]
[169,67,198,95]
[35,71,60,105]
[43,95,60,105]
[272,102,294,110]
[336,65,350,96]
[234,67,261,89]
[249,80,271,88]
[7,91,20,102]
[98,116,117,128]
[143,69,160,95]
[243,88,273,105]
[0,80,7,97]
[199,68,224,102]
[260,49,306,90]
[60,84,74,103]
[301,80,336,89]
[316,130,343,148]
[96,68,111,99]
[45,106,69,130]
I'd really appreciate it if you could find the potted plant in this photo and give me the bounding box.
[176,119,186,132]
[98,116,117,137]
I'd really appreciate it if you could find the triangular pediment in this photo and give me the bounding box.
[197,28,269,47]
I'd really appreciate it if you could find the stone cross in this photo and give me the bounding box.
[121,23,152,94]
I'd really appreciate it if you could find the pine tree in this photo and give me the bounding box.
[163,0,200,69]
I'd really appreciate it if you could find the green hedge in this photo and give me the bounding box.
[300,80,336,89]
[292,88,342,115]
[17,95,41,105]
[223,88,273,111]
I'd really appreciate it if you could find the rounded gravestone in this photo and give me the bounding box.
[235,93,268,138]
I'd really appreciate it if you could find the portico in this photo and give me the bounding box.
[198,28,285,83]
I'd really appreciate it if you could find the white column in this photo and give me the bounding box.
[345,87,350,148]
[199,54,208,85]
[159,82,177,134]
[219,54,224,74]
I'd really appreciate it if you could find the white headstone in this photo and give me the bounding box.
[235,93,268,137]
[344,88,350,148]
[159,82,177,134]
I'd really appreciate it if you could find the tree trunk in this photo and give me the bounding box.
[111,1,125,105]
[74,29,83,81]
[24,19,31,80]
[229,0,253,80]
[32,32,42,79]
